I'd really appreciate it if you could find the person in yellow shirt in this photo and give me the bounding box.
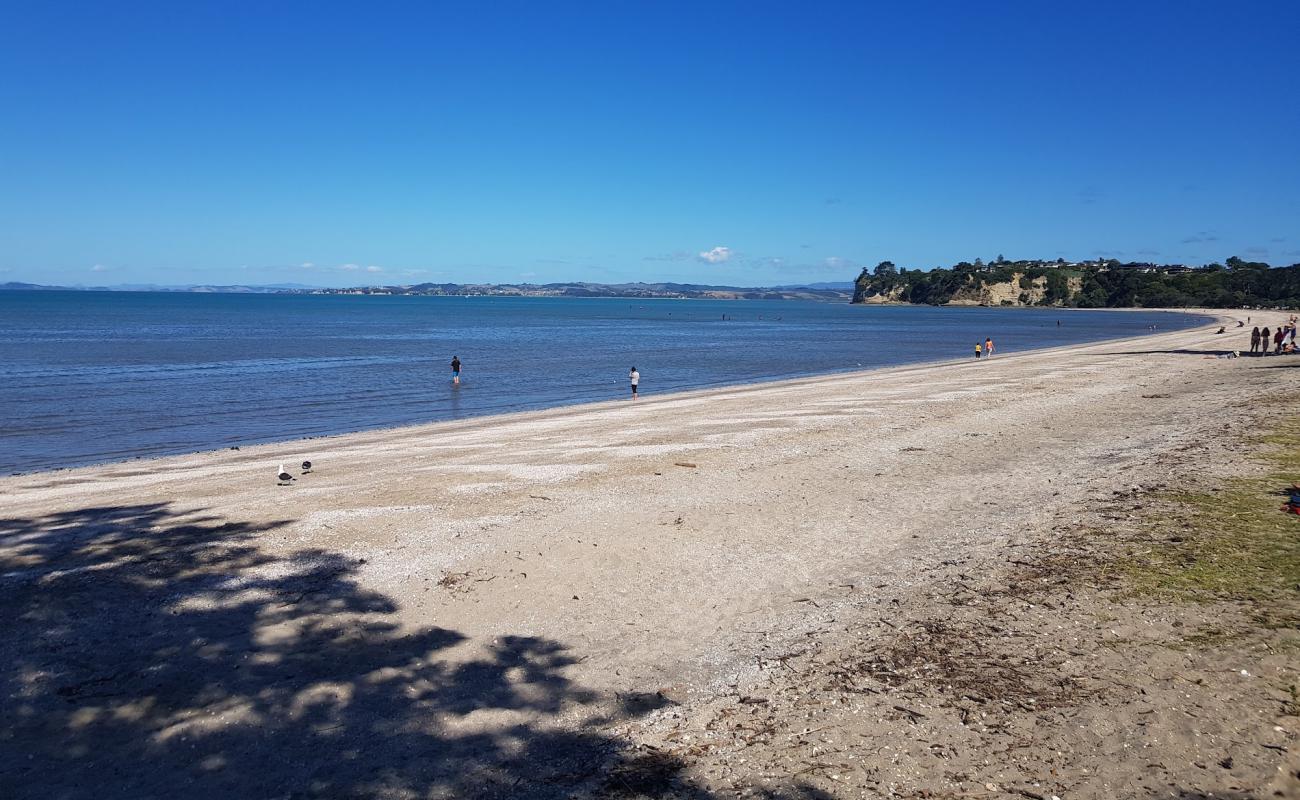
[974,342,982,360]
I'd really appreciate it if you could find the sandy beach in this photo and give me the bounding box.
[4,311,1300,799]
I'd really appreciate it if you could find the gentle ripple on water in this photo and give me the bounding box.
[0,291,1203,474]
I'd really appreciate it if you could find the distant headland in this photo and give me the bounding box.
[852,255,1300,308]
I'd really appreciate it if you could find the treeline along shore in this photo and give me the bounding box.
[854,255,1300,308]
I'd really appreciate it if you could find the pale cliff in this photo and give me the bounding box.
[853,270,1082,307]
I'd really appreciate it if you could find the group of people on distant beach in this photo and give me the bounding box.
[974,337,995,360]
[1249,317,1298,356]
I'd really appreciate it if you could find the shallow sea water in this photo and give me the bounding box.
[0,291,1201,473]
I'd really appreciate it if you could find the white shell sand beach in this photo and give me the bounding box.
[3,312,1299,799]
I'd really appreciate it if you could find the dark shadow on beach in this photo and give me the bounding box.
[0,502,832,799]
[1096,348,1241,357]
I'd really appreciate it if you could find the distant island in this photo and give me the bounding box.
[0,282,313,294]
[852,255,1300,308]
[289,280,853,301]
[1,280,855,302]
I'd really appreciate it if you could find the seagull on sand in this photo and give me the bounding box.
[301,460,312,473]
[277,464,295,485]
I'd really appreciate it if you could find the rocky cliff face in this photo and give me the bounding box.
[852,270,1081,306]
[852,283,907,304]
[947,273,1048,306]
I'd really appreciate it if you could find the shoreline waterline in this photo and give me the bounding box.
[2,308,1228,479]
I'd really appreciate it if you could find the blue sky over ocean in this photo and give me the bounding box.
[1,1,1297,287]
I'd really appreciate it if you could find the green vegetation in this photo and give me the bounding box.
[853,255,1300,308]
[1122,418,1300,623]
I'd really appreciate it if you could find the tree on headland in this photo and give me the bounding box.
[1042,270,1070,305]
[1226,255,1269,272]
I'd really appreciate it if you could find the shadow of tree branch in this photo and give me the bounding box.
[2,502,772,799]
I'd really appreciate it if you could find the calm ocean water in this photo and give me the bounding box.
[0,291,1202,474]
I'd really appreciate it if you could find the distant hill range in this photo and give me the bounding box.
[293,281,853,301]
[0,281,316,293]
[0,279,854,301]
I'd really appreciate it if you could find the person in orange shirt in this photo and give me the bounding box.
[985,337,994,358]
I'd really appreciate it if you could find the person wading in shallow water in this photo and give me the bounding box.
[629,366,640,399]
[450,355,461,384]
[974,342,982,360]
[985,337,995,358]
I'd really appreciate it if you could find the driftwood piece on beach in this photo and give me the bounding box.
[673,462,697,468]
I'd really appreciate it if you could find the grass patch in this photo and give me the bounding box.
[1119,418,1300,618]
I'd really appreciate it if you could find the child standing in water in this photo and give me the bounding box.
[974,342,982,360]
[450,355,461,384]
[629,366,640,399]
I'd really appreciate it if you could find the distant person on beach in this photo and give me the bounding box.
[974,342,982,360]
[984,338,994,358]
[629,366,640,399]
[1251,327,1261,354]
[1261,328,1271,356]
[1276,328,1285,354]
[450,355,461,384]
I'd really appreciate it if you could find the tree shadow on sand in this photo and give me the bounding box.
[1096,347,1240,357]
[0,502,827,799]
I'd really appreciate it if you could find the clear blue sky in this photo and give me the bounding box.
[1,1,1297,287]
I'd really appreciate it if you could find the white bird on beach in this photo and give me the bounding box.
[277,464,295,485]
